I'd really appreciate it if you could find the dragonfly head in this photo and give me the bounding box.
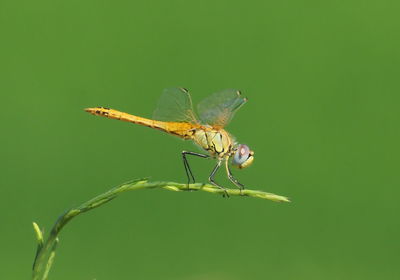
[232,144,254,169]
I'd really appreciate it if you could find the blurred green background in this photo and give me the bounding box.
[1,0,399,279]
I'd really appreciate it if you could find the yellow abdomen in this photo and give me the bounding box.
[85,107,199,139]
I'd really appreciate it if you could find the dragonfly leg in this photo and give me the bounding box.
[182,151,209,187]
[225,159,244,194]
[208,160,229,198]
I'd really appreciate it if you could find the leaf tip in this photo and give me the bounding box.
[32,222,44,245]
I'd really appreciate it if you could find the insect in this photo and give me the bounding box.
[85,88,254,196]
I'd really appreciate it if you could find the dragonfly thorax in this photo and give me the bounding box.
[193,127,234,158]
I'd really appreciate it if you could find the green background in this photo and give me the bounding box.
[1,0,399,279]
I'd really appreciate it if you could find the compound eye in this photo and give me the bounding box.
[232,144,250,166]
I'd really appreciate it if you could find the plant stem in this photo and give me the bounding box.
[32,178,289,279]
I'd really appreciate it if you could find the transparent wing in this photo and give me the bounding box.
[152,88,199,123]
[197,89,247,127]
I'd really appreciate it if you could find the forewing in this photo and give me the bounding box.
[197,89,247,127]
[152,88,199,123]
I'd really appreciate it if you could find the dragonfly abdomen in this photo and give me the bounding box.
[85,107,197,139]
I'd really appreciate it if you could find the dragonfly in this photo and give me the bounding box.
[85,88,254,196]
